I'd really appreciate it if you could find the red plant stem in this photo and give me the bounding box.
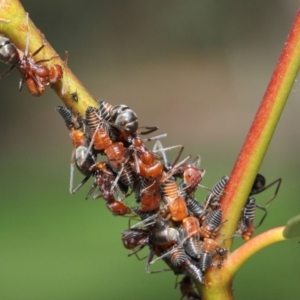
[218,9,300,249]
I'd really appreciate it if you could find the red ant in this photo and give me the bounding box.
[87,161,132,217]
[0,13,62,96]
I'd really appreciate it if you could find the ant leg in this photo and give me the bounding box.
[56,51,69,95]
[153,140,168,167]
[19,71,27,92]
[110,164,126,192]
[127,214,141,229]
[30,37,51,60]
[145,249,171,274]
[131,252,148,261]
[69,165,75,193]
[142,133,167,143]
[264,178,282,206]
[140,180,156,194]
[24,13,30,57]
[192,155,201,168]
[92,190,103,200]
[152,140,185,175]
[69,150,76,194]
[174,275,181,289]
[18,13,30,92]
[23,14,49,63]
[162,155,191,183]
[128,245,147,260]
[170,145,184,168]
[69,149,91,194]
[26,19,46,59]
[130,213,158,229]
[145,249,154,273]
[31,43,46,58]
[0,65,16,79]
[69,162,91,194]
[250,175,282,207]
[71,174,91,194]
[140,126,159,135]
[152,141,184,168]
[35,52,61,65]
[255,204,268,228]
[85,182,97,200]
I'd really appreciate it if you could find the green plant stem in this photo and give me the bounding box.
[0,0,98,115]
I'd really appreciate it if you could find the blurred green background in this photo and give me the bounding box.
[1,1,300,299]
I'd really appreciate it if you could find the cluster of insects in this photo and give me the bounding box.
[0,18,281,299]
[55,99,281,298]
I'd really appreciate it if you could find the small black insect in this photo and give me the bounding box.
[70,91,79,102]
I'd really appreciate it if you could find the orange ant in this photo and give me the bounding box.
[0,13,62,96]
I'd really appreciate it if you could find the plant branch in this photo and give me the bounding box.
[196,8,300,300]
[218,8,300,249]
[226,226,285,276]
[226,211,300,277]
